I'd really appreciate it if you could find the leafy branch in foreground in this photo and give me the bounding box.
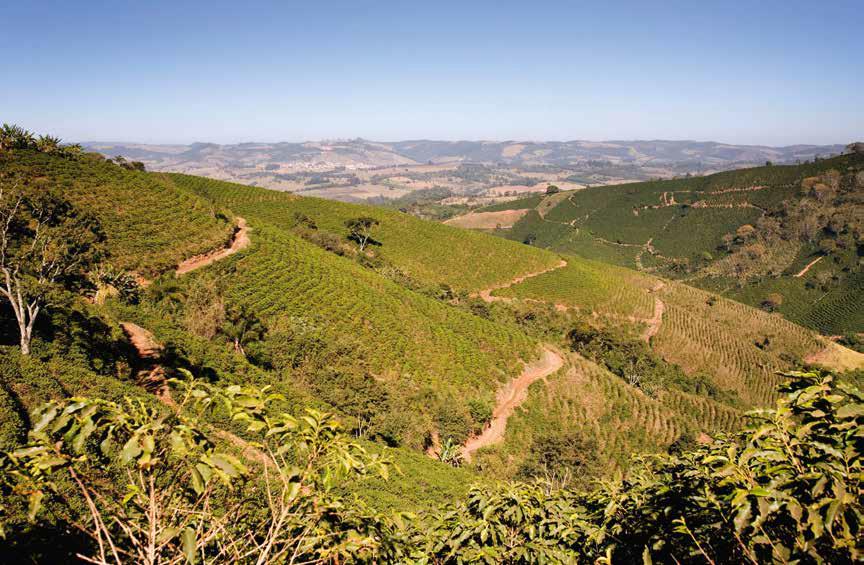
[0,372,395,564]
[1,370,861,563]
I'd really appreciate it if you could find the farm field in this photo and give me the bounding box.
[484,153,864,335]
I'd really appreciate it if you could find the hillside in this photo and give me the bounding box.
[0,150,235,277]
[88,139,845,174]
[483,151,864,335]
[1,142,862,562]
[3,145,860,463]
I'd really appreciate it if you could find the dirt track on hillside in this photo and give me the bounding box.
[794,256,824,278]
[476,259,568,303]
[121,322,171,402]
[121,320,269,464]
[176,217,250,275]
[461,347,564,461]
[642,281,666,342]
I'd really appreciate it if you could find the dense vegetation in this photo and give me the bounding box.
[493,152,864,335]
[2,370,860,563]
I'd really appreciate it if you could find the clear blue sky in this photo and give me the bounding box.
[1,0,861,145]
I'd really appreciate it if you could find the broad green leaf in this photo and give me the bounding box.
[181,527,197,563]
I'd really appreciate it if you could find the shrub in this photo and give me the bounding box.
[761,292,784,311]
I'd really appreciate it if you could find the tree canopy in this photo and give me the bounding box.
[0,176,103,354]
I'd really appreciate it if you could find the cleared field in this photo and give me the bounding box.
[443,209,529,229]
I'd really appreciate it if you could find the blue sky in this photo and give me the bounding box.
[1,0,861,145]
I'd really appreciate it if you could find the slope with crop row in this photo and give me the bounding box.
[498,153,864,335]
[0,151,234,276]
[181,221,542,446]
[168,174,562,292]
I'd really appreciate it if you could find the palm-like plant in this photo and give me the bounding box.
[218,303,266,357]
[35,134,62,154]
[0,123,35,151]
[437,436,464,467]
[0,124,81,159]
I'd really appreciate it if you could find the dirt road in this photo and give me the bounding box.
[176,217,250,276]
[794,256,823,278]
[476,259,568,303]
[120,322,171,402]
[461,347,564,461]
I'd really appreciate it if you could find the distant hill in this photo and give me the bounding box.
[476,151,864,335]
[82,139,846,201]
[85,139,846,171]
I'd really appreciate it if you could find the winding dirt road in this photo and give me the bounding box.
[176,217,250,276]
[476,259,568,303]
[461,347,564,461]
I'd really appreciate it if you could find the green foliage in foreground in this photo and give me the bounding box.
[1,369,860,563]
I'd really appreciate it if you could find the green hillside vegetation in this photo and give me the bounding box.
[495,152,864,335]
[494,261,826,405]
[2,369,860,563]
[1,127,862,562]
[0,151,235,277]
[168,173,561,292]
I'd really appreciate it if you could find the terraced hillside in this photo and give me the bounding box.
[0,151,234,276]
[168,173,561,292]
[2,145,860,496]
[493,259,837,402]
[487,152,864,334]
[164,173,862,466]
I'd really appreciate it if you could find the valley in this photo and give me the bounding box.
[1,129,861,562]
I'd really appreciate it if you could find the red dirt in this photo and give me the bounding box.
[642,281,666,342]
[176,217,250,276]
[461,347,564,461]
[121,320,269,465]
[794,256,823,278]
[120,322,171,403]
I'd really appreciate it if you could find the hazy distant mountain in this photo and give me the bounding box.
[84,139,845,173]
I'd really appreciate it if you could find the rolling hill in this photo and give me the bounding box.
[1,143,861,500]
[478,151,864,336]
[1,139,862,562]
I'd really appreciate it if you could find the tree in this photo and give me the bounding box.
[523,233,537,245]
[545,184,560,195]
[0,124,34,152]
[218,303,266,357]
[0,179,102,355]
[517,431,598,489]
[844,142,864,155]
[0,124,81,159]
[344,216,379,251]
